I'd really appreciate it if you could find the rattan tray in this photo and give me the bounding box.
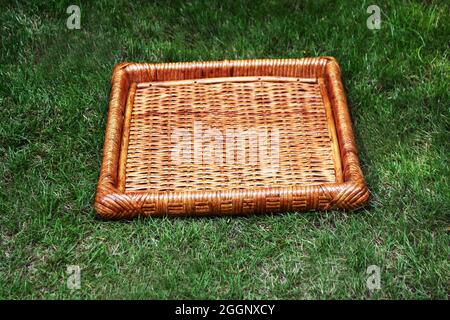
[95,57,368,218]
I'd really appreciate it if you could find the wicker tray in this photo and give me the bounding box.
[95,57,368,218]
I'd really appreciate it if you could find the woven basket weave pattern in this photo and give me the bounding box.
[95,57,368,218]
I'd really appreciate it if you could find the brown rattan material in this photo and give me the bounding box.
[95,57,369,218]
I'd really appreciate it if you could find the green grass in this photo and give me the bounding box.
[1,0,449,299]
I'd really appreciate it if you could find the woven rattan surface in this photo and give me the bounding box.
[95,58,369,218]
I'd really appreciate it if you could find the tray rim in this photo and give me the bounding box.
[95,57,369,218]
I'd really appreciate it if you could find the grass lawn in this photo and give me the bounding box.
[1,0,449,299]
